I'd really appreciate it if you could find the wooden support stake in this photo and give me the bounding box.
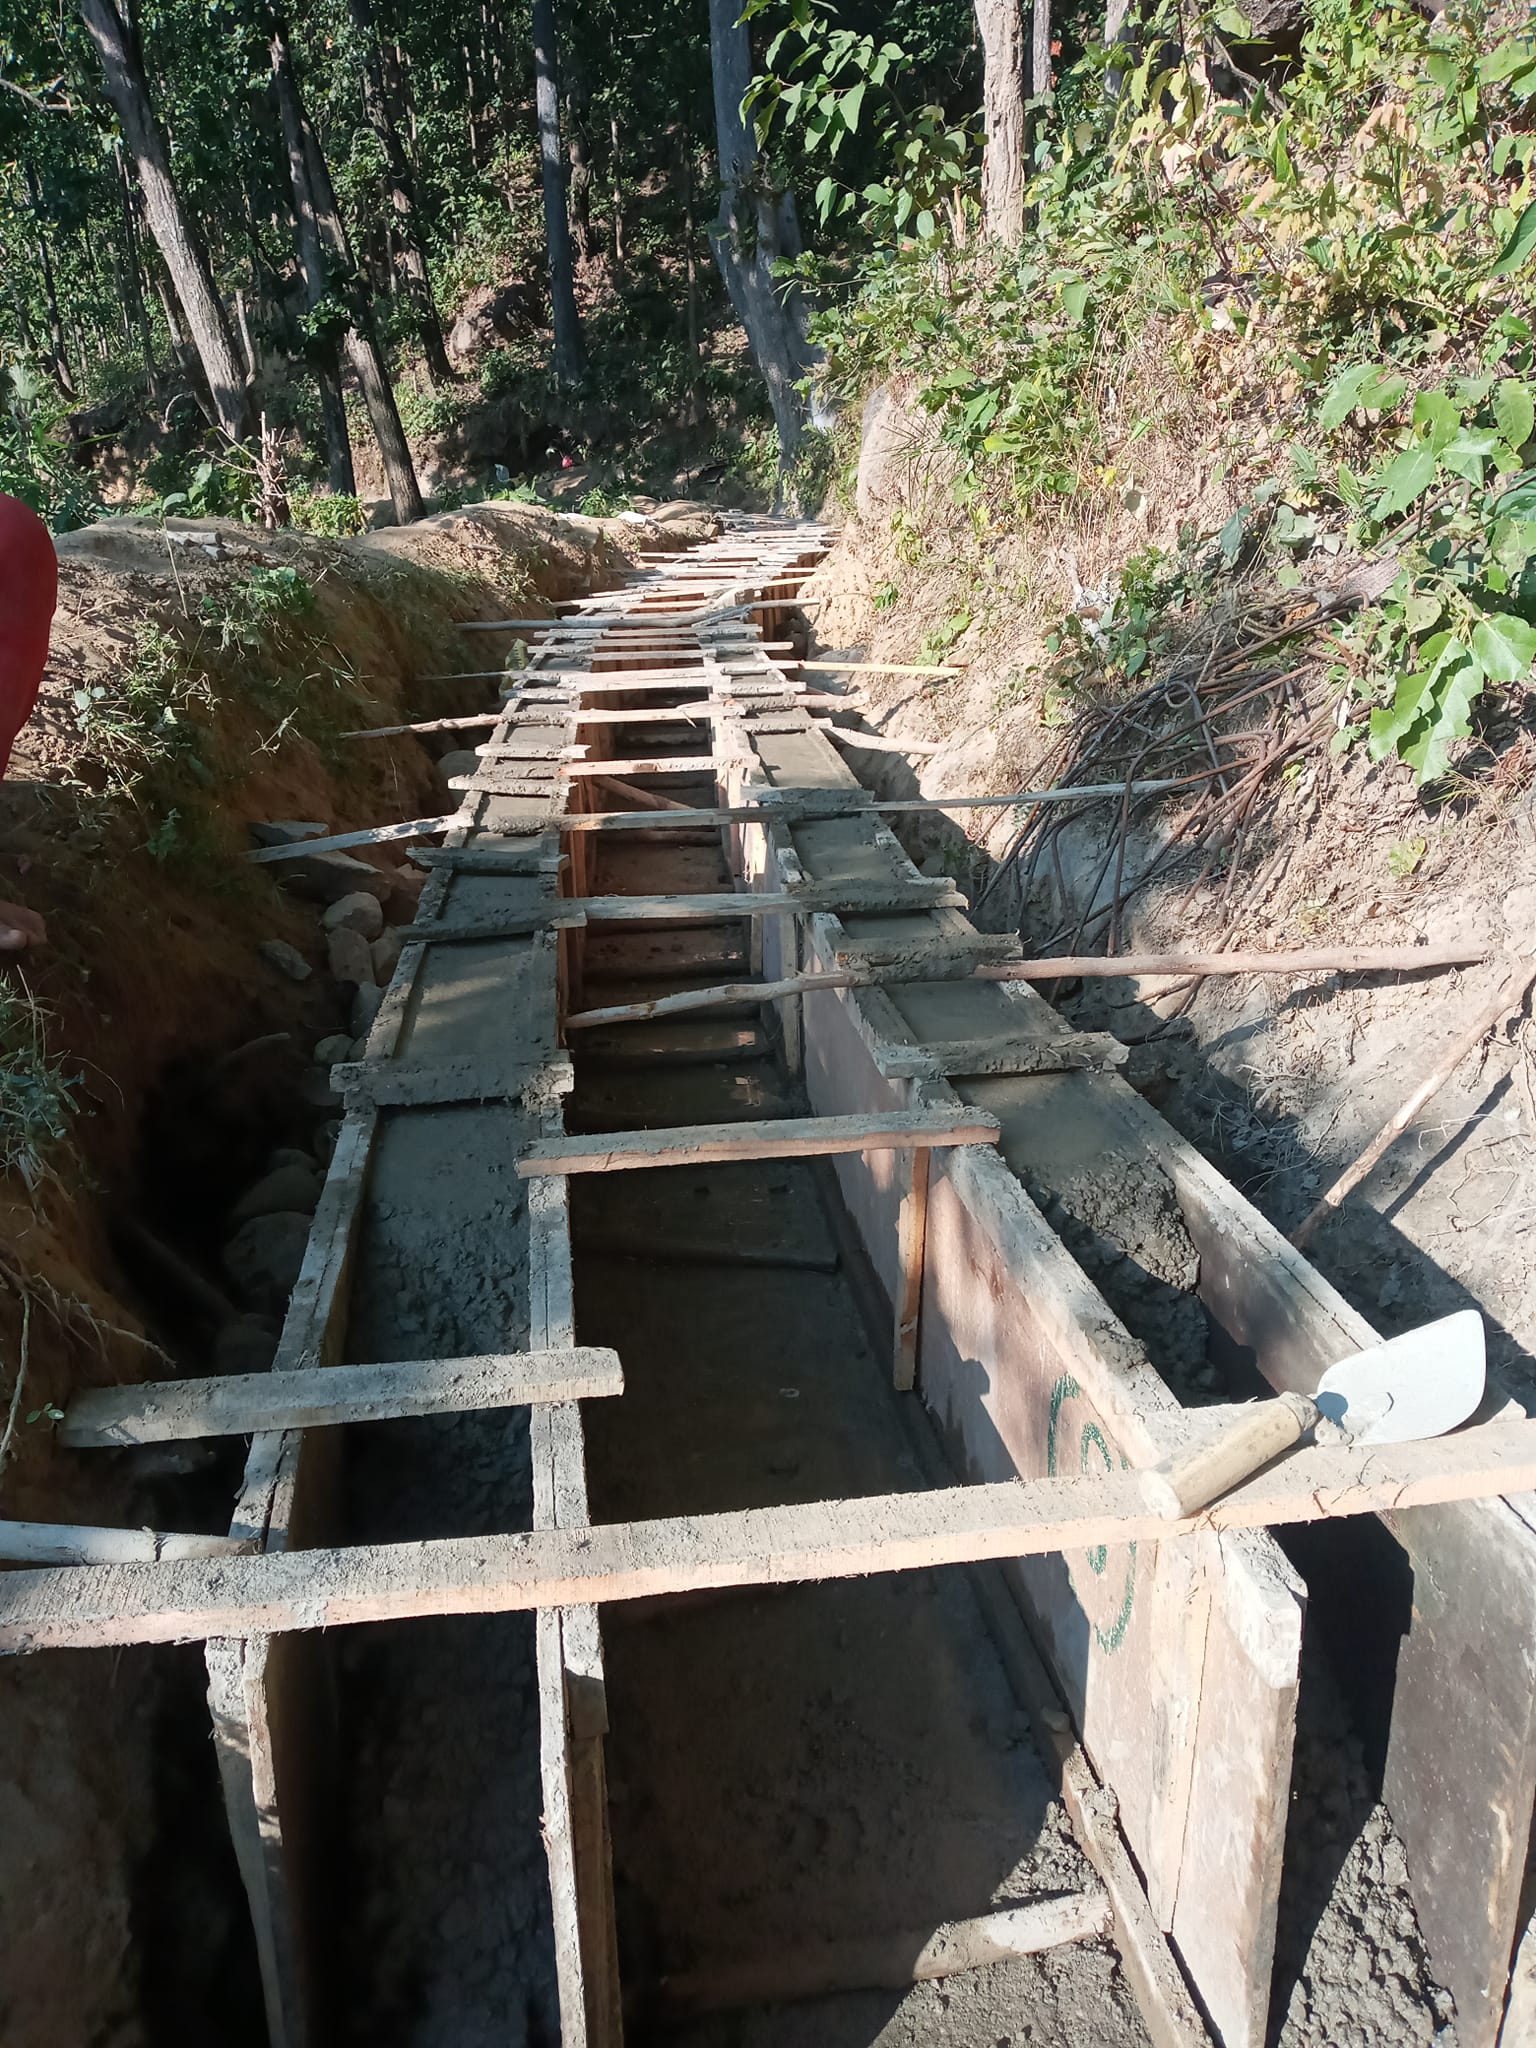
[788,659,963,677]
[563,946,1490,1029]
[342,713,503,740]
[587,775,693,813]
[893,1146,931,1392]
[246,815,464,862]
[1292,952,1536,1247]
[0,1521,253,1566]
[658,1895,1112,2013]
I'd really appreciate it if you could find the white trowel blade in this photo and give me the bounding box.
[1314,1309,1486,1445]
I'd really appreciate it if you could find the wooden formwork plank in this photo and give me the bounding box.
[771,783,1302,2048]
[1161,1124,1536,2048]
[516,1109,1002,1177]
[529,1136,623,2048]
[61,1347,624,1447]
[205,1105,378,2048]
[893,1146,930,1393]
[736,676,1536,2044]
[892,1393,1214,2048]
[11,1426,1536,1649]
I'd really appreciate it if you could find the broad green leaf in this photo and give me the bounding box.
[1438,429,1500,484]
[1492,516,1536,574]
[1402,589,1444,634]
[1320,362,1390,432]
[1061,280,1091,321]
[1413,390,1461,450]
[1370,442,1438,518]
[840,80,865,132]
[1480,38,1536,88]
[1495,380,1536,451]
[1496,473,1536,517]
[1335,461,1364,510]
[1218,509,1245,566]
[1368,665,1438,758]
[915,208,937,240]
[1494,202,1536,276]
[1470,610,1536,680]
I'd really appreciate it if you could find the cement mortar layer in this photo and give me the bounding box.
[334,1104,556,2045]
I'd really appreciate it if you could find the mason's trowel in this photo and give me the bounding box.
[1140,1309,1487,1520]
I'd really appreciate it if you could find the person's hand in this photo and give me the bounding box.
[0,901,46,951]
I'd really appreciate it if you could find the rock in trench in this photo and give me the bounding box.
[258,938,312,983]
[327,927,376,986]
[250,820,327,848]
[223,1212,312,1310]
[231,1162,323,1223]
[214,1317,280,1375]
[276,849,391,906]
[323,891,386,941]
[351,983,385,1039]
[371,929,406,983]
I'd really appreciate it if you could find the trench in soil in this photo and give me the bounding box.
[307,752,1150,2048]
[100,590,1452,2047]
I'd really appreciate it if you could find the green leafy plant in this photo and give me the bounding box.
[577,485,633,518]
[920,609,971,661]
[1387,836,1429,877]
[0,985,78,1183]
[744,1,978,243]
[288,490,368,538]
[70,622,211,799]
[203,565,315,653]
[1318,365,1536,781]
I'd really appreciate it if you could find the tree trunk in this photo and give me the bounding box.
[1031,0,1052,96]
[681,127,704,428]
[975,0,1028,244]
[346,0,453,384]
[269,14,422,522]
[568,117,596,262]
[78,0,251,441]
[462,43,481,167]
[532,0,586,384]
[23,163,76,397]
[269,27,356,496]
[115,148,157,376]
[707,0,814,462]
[608,115,626,275]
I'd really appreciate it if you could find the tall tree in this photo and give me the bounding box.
[268,28,356,494]
[707,0,813,460]
[269,15,422,521]
[113,149,157,378]
[1031,0,1051,98]
[23,164,76,398]
[975,0,1027,243]
[345,0,454,384]
[76,0,252,441]
[532,0,586,384]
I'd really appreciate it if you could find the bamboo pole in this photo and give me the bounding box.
[563,946,1488,1031]
[1292,952,1536,1247]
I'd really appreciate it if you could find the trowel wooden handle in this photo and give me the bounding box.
[1140,1392,1319,1520]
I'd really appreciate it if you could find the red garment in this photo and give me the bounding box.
[0,493,57,777]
